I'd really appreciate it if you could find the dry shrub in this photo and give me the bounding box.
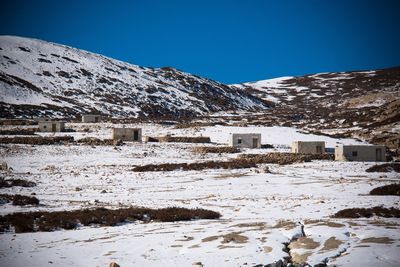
[192,146,240,154]
[0,207,221,233]
[0,136,73,145]
[332,206,400,218]
[0,194,39,206]
[239,152,333,165]
[132,158,256,172]
[0,119,37,126]
[370,184,400,196]
[0,178,36,188]
[145,136,159,142]
[174,121,227,129]
[77,137,123,146]
[157,136,211,143]
[0,128,38,135]
[366,163,400,173]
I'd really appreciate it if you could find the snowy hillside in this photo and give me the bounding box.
[0,36,268,119]
[231,68,400,149]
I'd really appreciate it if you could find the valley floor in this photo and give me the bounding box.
[0,124,399,266]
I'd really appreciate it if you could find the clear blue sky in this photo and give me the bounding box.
[1,0,399,83]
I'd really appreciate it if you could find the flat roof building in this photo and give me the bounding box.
[292,141,325,154]
[112,128,142,142]
[229,133,261,149]
[335,145,386,162]
[82,114,101,123]
[38,121,65,132]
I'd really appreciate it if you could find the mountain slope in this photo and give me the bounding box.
[0,36,268,119]
[232,67,400,149]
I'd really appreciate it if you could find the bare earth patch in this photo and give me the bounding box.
[288,237,320,250]
[321,237,343,251]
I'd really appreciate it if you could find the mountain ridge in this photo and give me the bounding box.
[0,35,268,119]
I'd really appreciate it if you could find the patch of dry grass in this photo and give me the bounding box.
[192,146,240,154]
[366,163,400,173]
[0,194,39,206]
[132,159,256,172]
[332,206,400,218]
[0,207,221,233]
[158,136,211,143]
[0,136,73,145]
[77,137,123,146]
[370,184,400,196]
[0,178,36,188]
[239,152,333,165]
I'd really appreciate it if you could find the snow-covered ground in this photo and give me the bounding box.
[0,124,399,266]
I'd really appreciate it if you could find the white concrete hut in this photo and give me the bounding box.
[82,114,101,123]
[38,121,65,132]
[229,133,261,149]
[335,145,386,162]
[292,141,325,154]
[112,128,142,142]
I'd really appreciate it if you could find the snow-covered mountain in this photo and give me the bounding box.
[0,36,268,119]
[231,67,400,149]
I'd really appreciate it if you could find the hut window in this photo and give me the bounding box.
[237,138,242,144]
[352,151,358,157]
[43,125,47,128]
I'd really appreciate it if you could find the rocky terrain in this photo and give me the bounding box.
[229,68,400,150]
[0,36,398,150]
[0,36,268,119]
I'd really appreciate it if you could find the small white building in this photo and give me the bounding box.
[229,133,261,149]
[112,128,142,142]
[335,145,386,162]
[82,114,101,123]
[292,141,325,154]
[38,121,65,132]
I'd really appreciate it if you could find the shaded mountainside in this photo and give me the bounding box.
[0,36,269,119]
[232,67,400,149]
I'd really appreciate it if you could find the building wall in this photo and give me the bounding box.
[38,121,65,132]
[82,115,101,123]
[229,133,261,148]
[112,128,142,141]
[335,145,386,162]
[292,141,325,154]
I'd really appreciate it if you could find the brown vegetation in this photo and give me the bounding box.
[132,152,332,172]
[0,207,221,233]
[77,137,123,146]
[0,119,37,126]
[370,184,400,196]
[132,158,256,172]
[157,136,211,143]
[0,128,38,135]
[366,163,400,173]
[332,206,400,218]
[0,178,36,188]
[0,136,73,145]
[239,152,333,165]
[0,194,39,206]
[192,146,240,154]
